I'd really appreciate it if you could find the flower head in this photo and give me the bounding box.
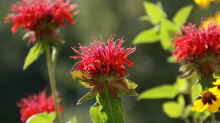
[72,39,135,78]
[5,0,78,43]
[71,39,137,97]
[17,91,63,122]
[173,24,220,62]
[173,24,220,77]
[192,89,220,112]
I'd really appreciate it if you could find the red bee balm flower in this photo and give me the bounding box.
[17,91,63,122]
[72,39,135,78]
[173,24,220,62]
[5,0,78,43]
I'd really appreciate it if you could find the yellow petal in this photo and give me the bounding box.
[194,0,211,7]
[208,103,219,112]
[201,17,216,28]
[209,87,220,97]
[209,87,218,93]
[213,79,220,85]
[192,99,206,112]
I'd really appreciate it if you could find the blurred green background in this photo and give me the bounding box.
[1,0,220,122]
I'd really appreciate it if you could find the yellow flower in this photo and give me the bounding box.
[192,89,220,112]
[194,0,220,8]
[194,0,214,7]
[210,79,220,96]
[200,12,220,28]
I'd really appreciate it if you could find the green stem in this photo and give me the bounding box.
[211,113,217,123]
[90,89,124,123]
[46,46,62,123]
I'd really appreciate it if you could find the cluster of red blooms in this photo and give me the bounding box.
[17,91,63,122]
[5,0,78,43]
[72,39,135,78]
[173,24,220,62]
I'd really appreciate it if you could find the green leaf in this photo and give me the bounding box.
[167,56,177,63]
[124,79,138,90]
[178,95,185,106]
[173,5,193,27]
[160,19,177,51]
[77,91,96,105]
[90,103,108,123]
[144,2,166,24]
[163,101,183,118]
[133,27,160,44]
[191,83,202,101]
[139,85,177,99]
[175,78,187,93]
[90,89,124,123]
[23,42,44,70]
[123,79,138,96]
[26,112,56,123]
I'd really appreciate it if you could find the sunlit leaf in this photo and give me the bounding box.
[144,2,166,24]
[124,79,138,90]
[26,112,56,123]
[90,103,108,123]
[139,85,177,99]
[123,79,138,96]
[113,79,138,96]
[133,28,160,44]
[160,19,177,51]
[163,101,183,118]
[167,56,177,63]
[178,95,185,106]
[191,83,202,101]
[23,42,44,70]
[175,78,187,93]
[173,5,193,27]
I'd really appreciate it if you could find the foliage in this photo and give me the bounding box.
[133,1,193,51]
[26,112,56,123]
[139,78,187,100]
[23,42,45,70]
[90,89,124,123]
[139,84,178,99]
[162,96,185,118]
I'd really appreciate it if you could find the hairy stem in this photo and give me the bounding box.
[46,46,62,123]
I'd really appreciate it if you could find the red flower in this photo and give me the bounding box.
[71,39,135,77]
[173,24,220,62]
[6,0,78,43]
[17,91,63,122]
